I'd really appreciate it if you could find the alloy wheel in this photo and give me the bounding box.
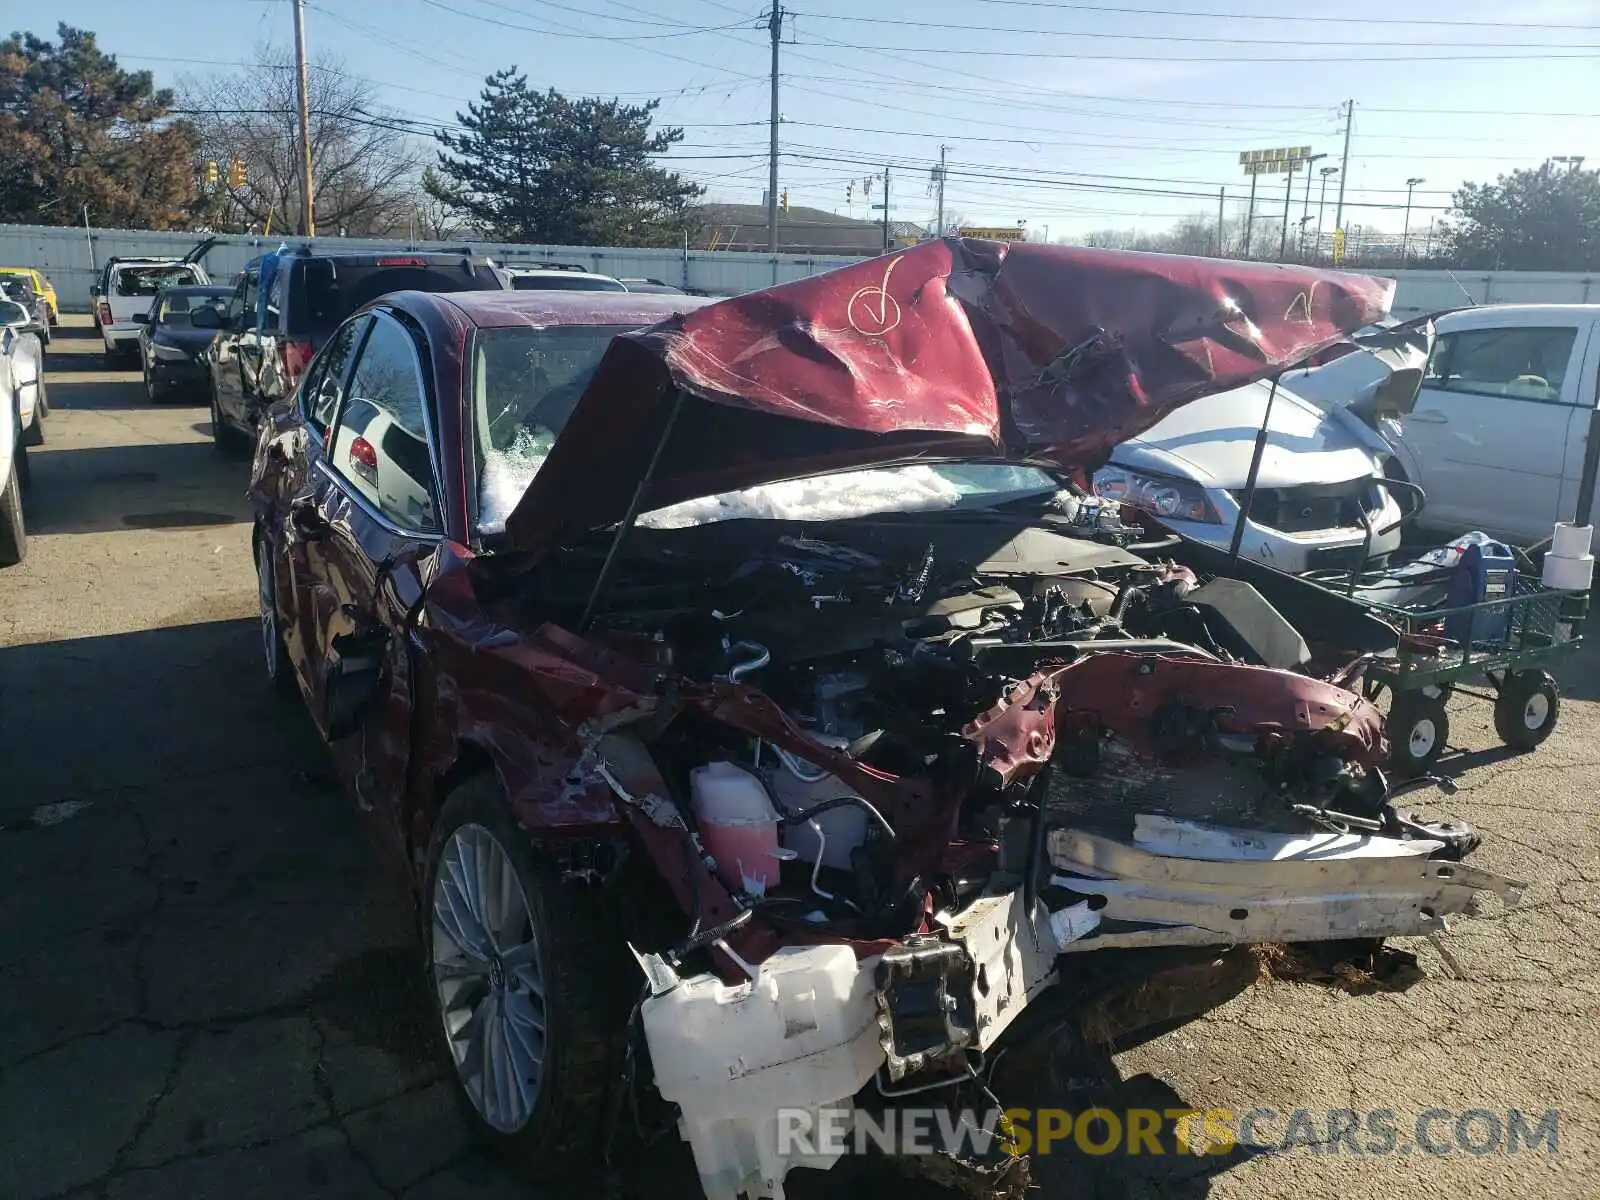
[432,823,547,1134]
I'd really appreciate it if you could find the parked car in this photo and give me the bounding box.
[249,245,1517,1199]
[134,285,233,403]
[506,263,627,292]
[1,295,46,454]
[0,266,59,325]
[619,277,685,295]
[1096,373,1408,573]
[94,247,213,364]
[1384,304,1600,545]
[0,276,51,352]
[194,247,508,456]
[1,295,47,566]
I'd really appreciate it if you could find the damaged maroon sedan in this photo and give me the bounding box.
[249,241,1520,1199]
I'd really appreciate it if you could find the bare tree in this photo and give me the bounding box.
[180,46,422,236]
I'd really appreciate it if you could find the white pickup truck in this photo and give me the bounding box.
[1387,304,1600,545]
[93,250,212,364]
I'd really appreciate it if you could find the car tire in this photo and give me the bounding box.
[1493,670,1560,751]
[424,775,628,1188]
[34,376,48,420]
[48,307,59,328]
[143,362,163,404]
[254,533,293,693]
[0,456,27,567]
[1387,690,1449,779]
[13,443,29,492]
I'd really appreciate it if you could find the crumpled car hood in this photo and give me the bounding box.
[1113,379,1382,489]
[504,238,1394,550]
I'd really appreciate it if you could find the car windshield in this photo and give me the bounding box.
[511,274,627,292]
[156,288,232,327]
[117,264,202,296]
[472,324,1060,535]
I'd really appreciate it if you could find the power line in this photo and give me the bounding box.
[793,36,1600,63]
[954,0,1600,29]
[797,12,1595,48]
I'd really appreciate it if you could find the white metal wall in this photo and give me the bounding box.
[0,222,859,310]
[5,221,1597,316]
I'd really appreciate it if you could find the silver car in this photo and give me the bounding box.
[1096,374,1406,573]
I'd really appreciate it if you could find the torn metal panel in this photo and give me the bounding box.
[1047,821,1521,948]
[937,891,1060,1051]
[506,239,1395,548]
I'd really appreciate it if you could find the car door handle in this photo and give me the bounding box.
[290,502,330,541]
[1408,410,1448,424]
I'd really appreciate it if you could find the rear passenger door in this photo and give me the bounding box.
[301,310,443,832]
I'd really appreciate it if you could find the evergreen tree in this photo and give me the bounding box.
[0,24,199,228]
[427,69,702,246]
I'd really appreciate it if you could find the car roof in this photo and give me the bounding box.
[1436,303,1600,330]
[410,289,714,329]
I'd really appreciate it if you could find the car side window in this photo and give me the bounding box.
[302,318,364,440]
[1425,327,1579,404]
[329,314,440,535]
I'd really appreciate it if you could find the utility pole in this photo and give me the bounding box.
[1401,176,1425,263]
[1316,166,1338,261]
[1333,99,1353,237]
[292,0,316,236]
[933,145,948,236]
[766,5,784,259]
[1243,172,1258,257]
[881,166,892,251]
[1278,161,1295,260]
[1217,187,1225,257]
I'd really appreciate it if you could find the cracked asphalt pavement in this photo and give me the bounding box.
[1,316,1596,1200]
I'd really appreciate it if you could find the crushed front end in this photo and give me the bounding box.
[520,522,1524,1200]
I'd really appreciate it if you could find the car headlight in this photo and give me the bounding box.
[152,341,192,361]
[1093,465,1221,525]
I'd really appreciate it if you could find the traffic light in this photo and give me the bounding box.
[203,160,219,187]
[781,188,789,213]
[227,159,246,188]
[846,180,854,203]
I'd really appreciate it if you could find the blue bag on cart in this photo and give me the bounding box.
[1444,535,1517,644]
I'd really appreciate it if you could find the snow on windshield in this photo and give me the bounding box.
[479,428,555,534]
[639,465,967,529]
[477,455,970,535]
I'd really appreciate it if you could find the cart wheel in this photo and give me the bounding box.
[1388,691,1449,779]
[1493,670,1560,751]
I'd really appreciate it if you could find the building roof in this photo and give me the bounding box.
[692,203,928,255]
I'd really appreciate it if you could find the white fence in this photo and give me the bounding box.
[0,222,859,310]
[5,221,1597,317]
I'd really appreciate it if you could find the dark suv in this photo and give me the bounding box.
[194,247,508,454]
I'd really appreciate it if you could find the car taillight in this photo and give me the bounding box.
[97,301,112,326]
[350,435,378,473]
[376,256,426,266]
[279,338,315,384]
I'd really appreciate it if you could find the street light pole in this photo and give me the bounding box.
[1316,166,1338,262]
[1300,153,1326,259]
[1402,176,1425,263]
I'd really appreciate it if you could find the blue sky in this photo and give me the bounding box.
[40,0,1600,240]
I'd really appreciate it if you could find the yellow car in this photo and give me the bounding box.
[0,267,59,325]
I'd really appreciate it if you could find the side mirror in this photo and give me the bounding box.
[132,312,150,325]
